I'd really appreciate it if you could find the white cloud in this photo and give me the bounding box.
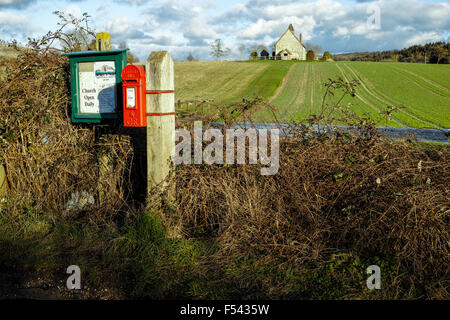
[404,31,443,47]
[0,11,32,38]
[0,0,35,9]
[216,0,450,54]
[184,18,219,41]
[63,4,82,19]
[103,16,157,43]
[241,16,316,41]
[142,0,449,58]
[333,26,349,37]
[114,0,148,5]
[144,1,220,47]
[0,11,28,24]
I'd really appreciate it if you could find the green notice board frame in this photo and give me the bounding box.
[64,49,128,123]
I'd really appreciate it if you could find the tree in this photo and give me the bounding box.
[434,46,447,64]
[237,44,245,60]
[305,42,322,56]
[331,41,449,64]
[210,39,230,61]
[247,45,258,56]
[306,50,315,61]
[390,53,399,62]
[27,11,97,54]
[250,51,258,60]
[119,42,138,64]
[322,51,332,61]
[186,52,196,61]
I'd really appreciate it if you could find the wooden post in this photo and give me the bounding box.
[145,51,175,193]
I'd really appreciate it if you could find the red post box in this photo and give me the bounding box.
[121,65,146,127]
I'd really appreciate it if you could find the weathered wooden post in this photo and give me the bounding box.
[145,51,175,193]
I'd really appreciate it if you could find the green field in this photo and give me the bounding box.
[175,60,450,128]
[174,60,292,103]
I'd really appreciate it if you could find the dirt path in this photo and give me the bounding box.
[309,64,314,112]
[343,63,445,130]
[284,64,309,118]
[297,63,309,108]
[276,64,310,120]
[268,64,296,104]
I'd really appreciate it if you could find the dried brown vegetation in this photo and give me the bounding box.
[157,86,450,298]
[0,46,134,225]
[158,125,449,298]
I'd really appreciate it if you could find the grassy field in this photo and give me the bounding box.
[0,44,21,81]
[0,44,20,59]
[175,60,450,128]
[175,61,269,103]
[174,60,292,103]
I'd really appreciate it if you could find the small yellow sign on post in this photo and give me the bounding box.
[96,32,111,51]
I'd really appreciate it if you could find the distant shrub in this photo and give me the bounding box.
[186,52,197,61]
[323,51,332,60]
[306,50,315,61]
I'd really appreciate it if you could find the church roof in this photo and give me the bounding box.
[275,25,305,49]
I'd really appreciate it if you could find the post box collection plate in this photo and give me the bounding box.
[64,49,128,124]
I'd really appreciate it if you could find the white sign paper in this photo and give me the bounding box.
[79,61,116,114]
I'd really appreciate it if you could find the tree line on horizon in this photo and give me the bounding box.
[334,42,449,64]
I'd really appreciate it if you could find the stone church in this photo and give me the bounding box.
[275,24,306,60]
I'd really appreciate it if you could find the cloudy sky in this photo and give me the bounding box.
[0,0,449,61]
